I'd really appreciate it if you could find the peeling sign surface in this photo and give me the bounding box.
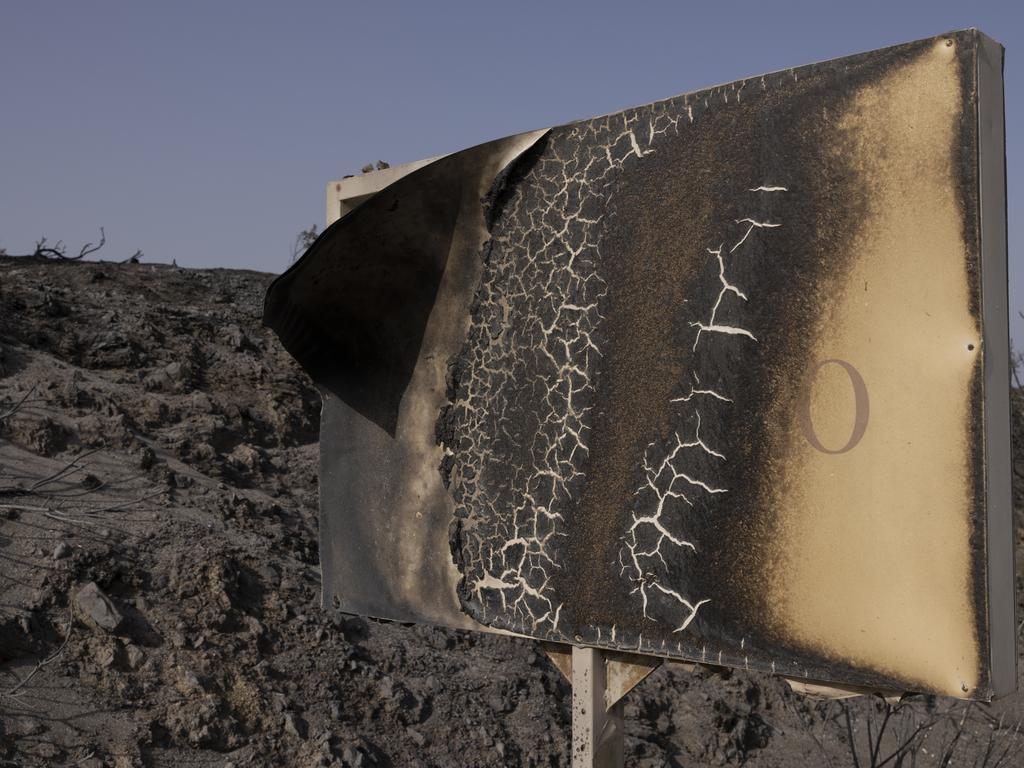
[264,30,1013,700]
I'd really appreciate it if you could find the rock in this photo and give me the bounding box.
[486,693,510,713]
[26,741,61,759]
[407,728,426,747]
[228,444,263,475]
[75,582,123,632]
[244,615,264,637]
[138,445,156,469]
[191,391,215,413]
[221,325,246,351]
[52,541,72,560]
[284,711,307,739]
[341,744,366,767]
[10,416,70,456]
[329,700,343,721]
[377,676,396,700]
[125,643,145,670]
[143,361,188,392]
[76,413,109,446]
[9,716,44,736]
[139,395,167,425]
[95,643,117,668]
[174,667,204,696]
[191,442,216,462]
[163,695,238,749]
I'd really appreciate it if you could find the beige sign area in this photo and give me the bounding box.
[767,39,983,698]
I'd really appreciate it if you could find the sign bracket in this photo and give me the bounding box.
[544,644,663,767]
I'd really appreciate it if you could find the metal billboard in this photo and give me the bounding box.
[265,29,1012,700]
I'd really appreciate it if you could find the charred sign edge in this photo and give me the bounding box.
[270,131,550,633]
[977,30,1015,698]
[262,133,546,429]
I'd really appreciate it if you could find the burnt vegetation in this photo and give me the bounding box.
[2,228,143,264]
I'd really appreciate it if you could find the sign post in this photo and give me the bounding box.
[542,644,662,767]
[572,647,623,768]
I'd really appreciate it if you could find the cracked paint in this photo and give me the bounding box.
[439,110,689,634]
[620,196,784,636]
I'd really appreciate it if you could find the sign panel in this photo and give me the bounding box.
[264,30,1012,700]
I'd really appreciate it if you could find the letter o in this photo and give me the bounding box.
[800,359,869,455]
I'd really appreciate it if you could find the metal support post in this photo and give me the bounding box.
[571,646,624,768]
[544,642,662,767]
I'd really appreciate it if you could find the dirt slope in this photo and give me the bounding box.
[0,255,1021,767]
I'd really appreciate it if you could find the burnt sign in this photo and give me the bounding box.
[265,30,1012,700]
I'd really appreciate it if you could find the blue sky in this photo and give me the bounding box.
[2,2,1021,340]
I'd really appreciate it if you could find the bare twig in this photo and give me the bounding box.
[0,385,37,421]
[0,609,73,698]
[839,699,944,768]
[28,228,106,260]
[29,235,66,259]
[34,469,151,500]
[789,698,835,768]
[43,510,111,527]
[87,489,162,513]
[8,227,142,261]
[291,224,319,263]
[2,489,160,526]
[27,448,102,492]
[0,502,51,513]
[935,705,970,767]
[845,704,862,768]
[76,227,105,259]
[870,705,893,766]
[987,720,1022,768]
[0,449,103,497]
[40,490,161,516]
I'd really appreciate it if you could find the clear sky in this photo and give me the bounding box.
[1,2,1021,340]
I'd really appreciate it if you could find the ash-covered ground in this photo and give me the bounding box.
[1,255,1022,767]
